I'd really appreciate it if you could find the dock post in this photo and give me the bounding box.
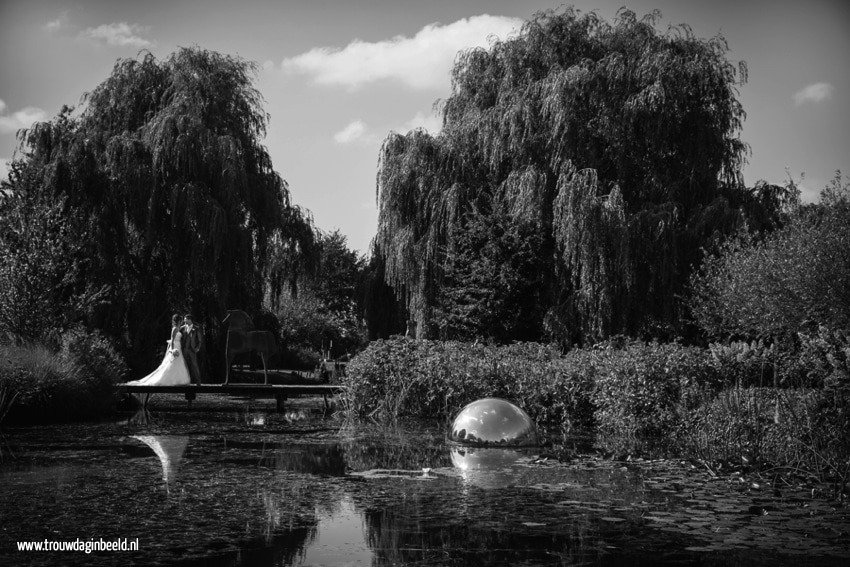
[275,394,286,412]
[185,391,196,409]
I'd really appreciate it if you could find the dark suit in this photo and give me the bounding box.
[181,325,202,384]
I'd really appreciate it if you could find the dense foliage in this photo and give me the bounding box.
[373,8,785,344]
[688,176,850,470]
[691,174,850,340]
[273,230,368,367]
[362,244,407,340]
[0,48,314,376]
[343,337,849,484]
[0,329,126,424]
[434,211,545,341]
[342,337,722,438]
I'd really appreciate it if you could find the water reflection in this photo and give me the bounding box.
[1,409,848,566]
[123,407,154,426]
[300,496,371,565]
[131,435,189,486]
[221,440,348,476]
[362,504,585,566]
[450,446,525,491]
[263,443,347,476]
[0,433,13,461]
[247,412,266,426]
[449,446,524,472]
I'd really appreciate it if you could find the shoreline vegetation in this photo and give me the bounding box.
[342,337,850,496]
[0,328,126,425]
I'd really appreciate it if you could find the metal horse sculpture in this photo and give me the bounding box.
[223,309,279,384]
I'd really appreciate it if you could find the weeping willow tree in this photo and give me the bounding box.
[374,8,784,344]
[0,47,313,373]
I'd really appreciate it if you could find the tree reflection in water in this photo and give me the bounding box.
[179,524,319,567]
[350,442,603,565]
[263,443,347,476]
[340,426,451,471]
[362,502,597,566]
[218,439,348,476]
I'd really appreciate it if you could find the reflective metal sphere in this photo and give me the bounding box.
[448,398,538,446]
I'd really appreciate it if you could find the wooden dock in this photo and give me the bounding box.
[116,383,345,411]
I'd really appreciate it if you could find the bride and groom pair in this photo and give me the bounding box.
[127,314,202,386]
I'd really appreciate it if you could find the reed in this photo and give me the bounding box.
[345,337,849,490]
[0,338,120,424]
[0,384,17,426]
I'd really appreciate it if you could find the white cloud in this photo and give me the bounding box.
[283,14,521,91]
[44,11,69,33]
[0,100,48,134]
[81,22,154,48]
[45,18,63,32]
[793,82,834,106]
[401,110,442,134]
[333,120,375,145]
[334,110,444,147]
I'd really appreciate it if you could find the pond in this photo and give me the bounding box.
[0,396,848,566]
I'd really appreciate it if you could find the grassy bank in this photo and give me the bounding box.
[341,337,850,489]
[0,328,127,425]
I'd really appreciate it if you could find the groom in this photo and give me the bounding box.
[181,314,203,384]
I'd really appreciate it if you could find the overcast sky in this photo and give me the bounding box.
[1,0,848,253]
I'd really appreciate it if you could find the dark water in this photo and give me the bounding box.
[0,396,848,566]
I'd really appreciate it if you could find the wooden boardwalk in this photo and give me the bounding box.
[116,383,345,411]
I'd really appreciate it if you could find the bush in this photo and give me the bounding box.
[679,387,848,484]
[277,345,321,371]
[344,336,849,486]
[788,326,850,388]
[690,174,850,340]
[60,326,128,384]
[0,329,125,424]
[275,292,366,368]
[342,339,562,425]
[591,341,719,452]
[707,341,774,388]
[342,339,574,429]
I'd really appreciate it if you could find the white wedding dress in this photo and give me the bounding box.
[126,331,191,386]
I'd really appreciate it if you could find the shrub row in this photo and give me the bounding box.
[341,338,718,435]
[0,327,127,425]
[342,337,850,484]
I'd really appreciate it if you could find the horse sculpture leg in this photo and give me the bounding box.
[225,351,233,385]
[224,333,230,384]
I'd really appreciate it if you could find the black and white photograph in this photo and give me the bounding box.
[0,0,848,565]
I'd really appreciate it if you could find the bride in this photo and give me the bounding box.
[126,314,191,386]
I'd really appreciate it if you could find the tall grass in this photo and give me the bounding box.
[343,337,850,488]
[0,329,126,424]
[0,384,17,426]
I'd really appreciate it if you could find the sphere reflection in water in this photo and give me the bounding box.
[449,398,538,446]
[449,446,523,471]
[449,447,524,490]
